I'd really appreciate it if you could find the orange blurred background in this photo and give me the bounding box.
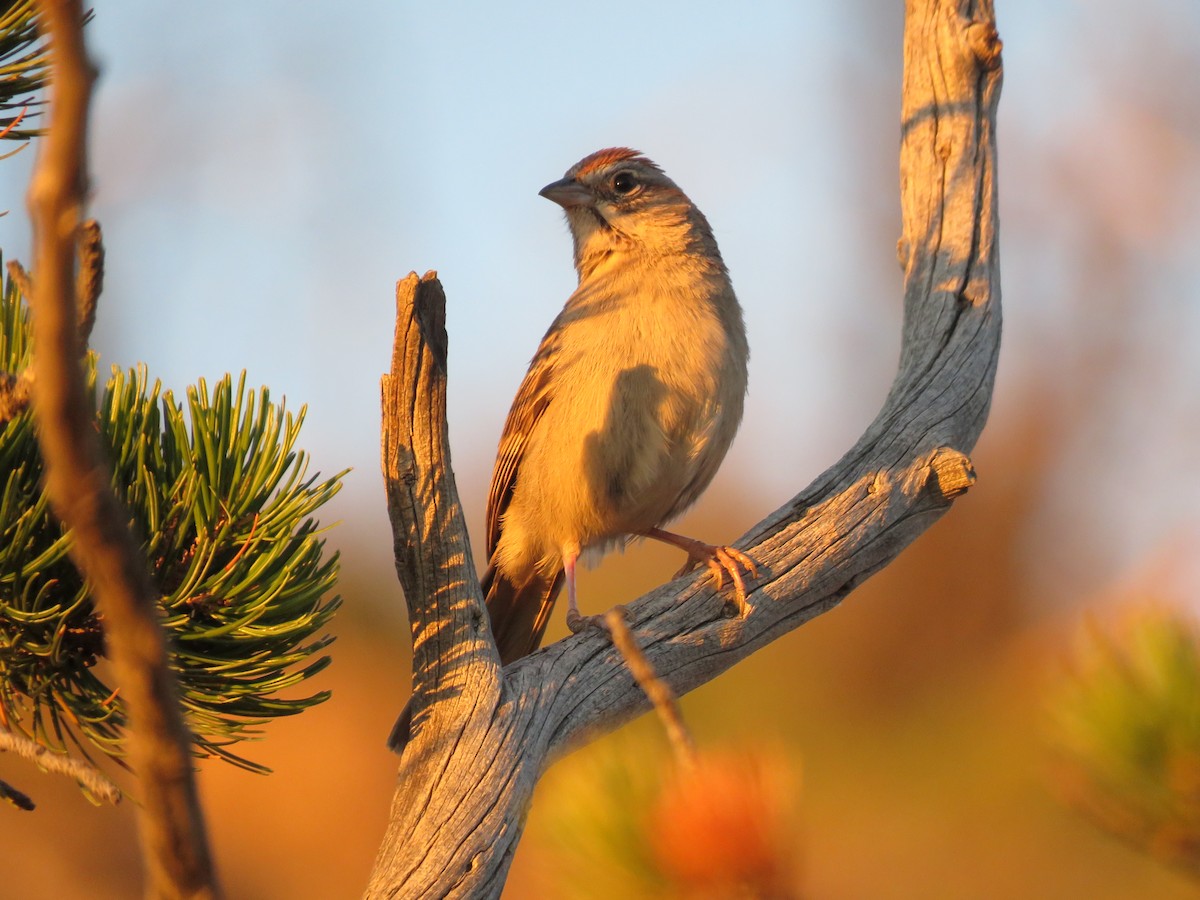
[3,2,1200,897]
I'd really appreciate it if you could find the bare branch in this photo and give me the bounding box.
[0,777,35,811]
[603,607,696,768]
[0,726,121,805]
[370,1,1002,894]
[369,272,506,894]
[26,2,219,897]
[380,271,497,738]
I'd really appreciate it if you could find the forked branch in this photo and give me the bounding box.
[371,1,1002,895]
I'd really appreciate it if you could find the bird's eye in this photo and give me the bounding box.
[612,171,638,195]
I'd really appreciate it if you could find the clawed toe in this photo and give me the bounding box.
[565,607,609,635]
[692,545,759,615]
[641,527,759,615]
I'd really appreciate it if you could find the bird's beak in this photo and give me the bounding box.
[539,177,593,209]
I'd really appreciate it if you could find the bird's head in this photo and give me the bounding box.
[539,148,720,277]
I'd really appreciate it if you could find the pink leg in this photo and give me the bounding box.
[641,526,759,613]
[563,541,580,619]
[563,541,600,634]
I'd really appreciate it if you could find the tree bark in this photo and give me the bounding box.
[369,1,1002,896]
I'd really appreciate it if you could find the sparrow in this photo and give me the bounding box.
[390,148,752,750]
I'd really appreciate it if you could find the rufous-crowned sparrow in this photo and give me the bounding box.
[390,148,752,750]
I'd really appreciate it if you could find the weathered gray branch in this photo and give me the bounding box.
[369,1,1002,896]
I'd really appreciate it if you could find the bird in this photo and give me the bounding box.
[389,148,753,750]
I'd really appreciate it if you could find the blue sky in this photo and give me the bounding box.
[2,1,1198,607]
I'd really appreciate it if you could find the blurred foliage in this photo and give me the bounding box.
[649,747,799,897]
[1049,605,1200,878]
[0,0,59,143]
[529,722,801,899]
[0,256,344,773]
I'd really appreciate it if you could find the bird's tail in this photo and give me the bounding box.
[387,563,564,752]
[483,562,565,666]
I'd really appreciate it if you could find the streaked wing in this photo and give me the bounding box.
[485,334,559,557]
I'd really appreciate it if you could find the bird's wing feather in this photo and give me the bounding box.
[485,331,560,557]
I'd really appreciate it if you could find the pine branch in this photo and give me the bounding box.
[0,0,56,140]
[25,1,218,895]
[1,315,344,772]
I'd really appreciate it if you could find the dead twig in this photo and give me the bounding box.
[0,726,121,805]
[603,607,697,769]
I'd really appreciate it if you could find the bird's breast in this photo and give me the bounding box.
[538,268,745,541]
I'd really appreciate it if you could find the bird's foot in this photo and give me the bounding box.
[683,544,759,615]
[642,528,759,614]
[566,606,617,636]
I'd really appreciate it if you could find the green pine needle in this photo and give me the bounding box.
[0,254,345,772]
[0,0,56,142]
